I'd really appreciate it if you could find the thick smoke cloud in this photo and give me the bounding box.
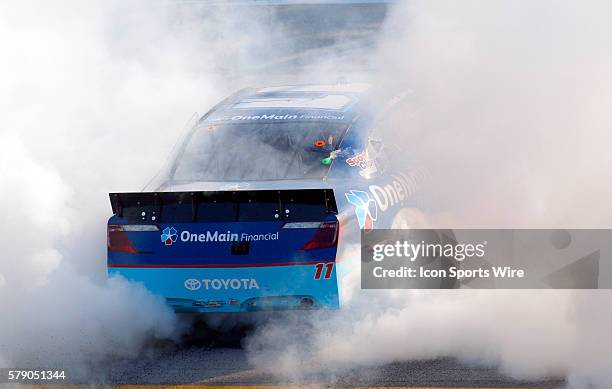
[1,0,611,387]
[373,0,612,228]
[245,2,612,388]
[0,0,278,377]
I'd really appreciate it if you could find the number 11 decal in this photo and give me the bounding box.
[314,262,334,279]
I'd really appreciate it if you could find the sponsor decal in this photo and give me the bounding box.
[184,278,260,291]
[162,227,279,246]
[346,151,378,177]
[184,278,202,291]
[181,230,239,242]
[232,114,298,121]
[345,172,422,230]
[161,227,178,246]
[368,173,419,212]
[179,230,279,243]
[209,113,345,122]
[345,190,378,231]
[346,152,367,168]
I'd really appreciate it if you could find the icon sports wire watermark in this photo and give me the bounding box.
[361,229,612,289]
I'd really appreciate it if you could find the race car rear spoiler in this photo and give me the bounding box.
[109,189,338,223]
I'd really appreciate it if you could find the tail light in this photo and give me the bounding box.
[107,225,157,253]
[283,221,339,251]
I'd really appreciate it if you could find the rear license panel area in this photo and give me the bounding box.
[109,263,339,313]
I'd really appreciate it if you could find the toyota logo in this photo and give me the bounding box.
[184,278,201,291]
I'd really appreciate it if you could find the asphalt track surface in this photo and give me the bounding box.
[98,336,565,388]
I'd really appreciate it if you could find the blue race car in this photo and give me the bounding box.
[107,83,427,313]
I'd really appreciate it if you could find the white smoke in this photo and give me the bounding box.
[1,0,612,387]
[246,1,612,388]
[0,0,275,378]
[373,0,612,228]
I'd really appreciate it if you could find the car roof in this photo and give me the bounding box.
[203,83,372,124]
[253,83,372,94]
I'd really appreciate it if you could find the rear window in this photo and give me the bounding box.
[172,122,348,181]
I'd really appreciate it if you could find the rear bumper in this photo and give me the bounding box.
[168,294,322,313]
[108,264,340,313]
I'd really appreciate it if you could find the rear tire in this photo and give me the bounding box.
[391,208,428,229]
[389,208,459,289]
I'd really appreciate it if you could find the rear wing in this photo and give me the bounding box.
[109,189,338,224]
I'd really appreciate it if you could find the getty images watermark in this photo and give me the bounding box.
[361,229,612,289]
